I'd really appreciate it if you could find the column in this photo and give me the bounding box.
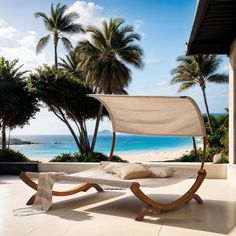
[229,38,236,164]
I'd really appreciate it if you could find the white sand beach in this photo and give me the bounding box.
[122,149,189,162]
[35,149,189,163]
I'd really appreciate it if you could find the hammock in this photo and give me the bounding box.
[20,95,207,221]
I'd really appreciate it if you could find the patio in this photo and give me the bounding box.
[1,175,236,236]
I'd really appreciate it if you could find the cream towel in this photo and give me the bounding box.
[14,172,64,216]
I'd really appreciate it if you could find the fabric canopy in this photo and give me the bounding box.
[89,95,206,137]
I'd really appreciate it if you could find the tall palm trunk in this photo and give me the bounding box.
[54,33,58,69]
[1,123,6,151]
[90,104,103,152]
[202,88,213,134]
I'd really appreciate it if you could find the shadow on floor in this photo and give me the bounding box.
[46,190,126,222]
[87,193,236,234]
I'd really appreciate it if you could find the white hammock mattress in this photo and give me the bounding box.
[25,163,198,188]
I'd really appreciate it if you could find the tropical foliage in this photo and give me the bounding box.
[76,18,144,94]
[0,149,30,162]
[50,152,127,163]
[29,65,102,154]
[75,18,144,151]
[59,50,84,81]
[0,57,38,151]
[175,113,229,163]
[171,55,228,134]
[35,3,85,68]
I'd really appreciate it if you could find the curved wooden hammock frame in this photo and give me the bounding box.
[20,136,207,221]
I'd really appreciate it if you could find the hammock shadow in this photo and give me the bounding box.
[46,190,126,222]
[87,193,236,234]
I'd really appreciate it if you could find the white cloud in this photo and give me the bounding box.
[0,27,47,70]
[67,1,105,28]
[155,81,168,86]
[17,31,38,49]
[144,57,157,65]
[66,1,106,45]
[134,19,144,30]
[133,19,145,37]
[0,19,17,39]
[0,19,50,70]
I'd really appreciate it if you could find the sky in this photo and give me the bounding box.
[0,0,229,135]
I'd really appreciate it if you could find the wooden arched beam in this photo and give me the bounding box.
[130,169,206,221]
[20,171,103,205]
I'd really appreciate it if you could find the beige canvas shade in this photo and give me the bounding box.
[89,95,206,137]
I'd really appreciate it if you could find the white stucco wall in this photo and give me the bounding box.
[229,38,236,164]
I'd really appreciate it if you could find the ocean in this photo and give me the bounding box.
[10,134,195,160]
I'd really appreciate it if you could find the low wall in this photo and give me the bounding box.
[38,162,227,179]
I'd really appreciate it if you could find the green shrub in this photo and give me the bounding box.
[174,149,201,162]
[0,149,30,162]
[173,145,226,163]
[49,153,78,162]
[206,146,221,161]
[111,155,128,163]
[50,152,127,163]
[216,154,229,164]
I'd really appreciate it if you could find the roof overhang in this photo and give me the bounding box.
[187,0,236,55]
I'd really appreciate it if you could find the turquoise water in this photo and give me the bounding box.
[11,134,194,159]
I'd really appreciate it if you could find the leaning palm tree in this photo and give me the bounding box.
[35,3,85,69]
[75,18,144,152]
[171,55,228,134]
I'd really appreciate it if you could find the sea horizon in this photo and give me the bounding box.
[7,112,225,160]
[9,134,198,160]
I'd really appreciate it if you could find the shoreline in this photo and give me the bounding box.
[34,148,190,163]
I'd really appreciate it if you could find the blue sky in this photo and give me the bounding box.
[0,0,229,135]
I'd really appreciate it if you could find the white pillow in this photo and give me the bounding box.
[103,162,128,173]
[149,166,175,178]
[113,163,152,180]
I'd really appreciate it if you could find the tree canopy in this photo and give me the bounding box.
[35,3,85,68]
[171,54,228,134]
[29,65,102,153]
[0,57,39,150]
[75,18,144,94]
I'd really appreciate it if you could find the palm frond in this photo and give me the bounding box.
[36,35,50,54]
[60,37,73,51]
[207,73,229,83]
[177,82,196,93]
[34,11,49,21]
[60,23,85,34]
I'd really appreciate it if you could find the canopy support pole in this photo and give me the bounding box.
[200,137,207,170]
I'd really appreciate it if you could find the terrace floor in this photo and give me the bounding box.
[1,176,236,236]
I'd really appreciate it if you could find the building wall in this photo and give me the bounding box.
[229,38,236,164]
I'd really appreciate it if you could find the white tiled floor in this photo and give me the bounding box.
[0,176,236,236]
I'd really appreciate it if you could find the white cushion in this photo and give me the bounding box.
[149,166,175,178]
[113,163,152,180]
[103,162,128,173]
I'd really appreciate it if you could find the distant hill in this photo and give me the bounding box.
[0,138,34,145]
[98,129,112,135]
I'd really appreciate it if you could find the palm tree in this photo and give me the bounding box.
[59,50,84,81]
[35,3,85,69]
[75,18,144,152]
[171,55,228,134]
